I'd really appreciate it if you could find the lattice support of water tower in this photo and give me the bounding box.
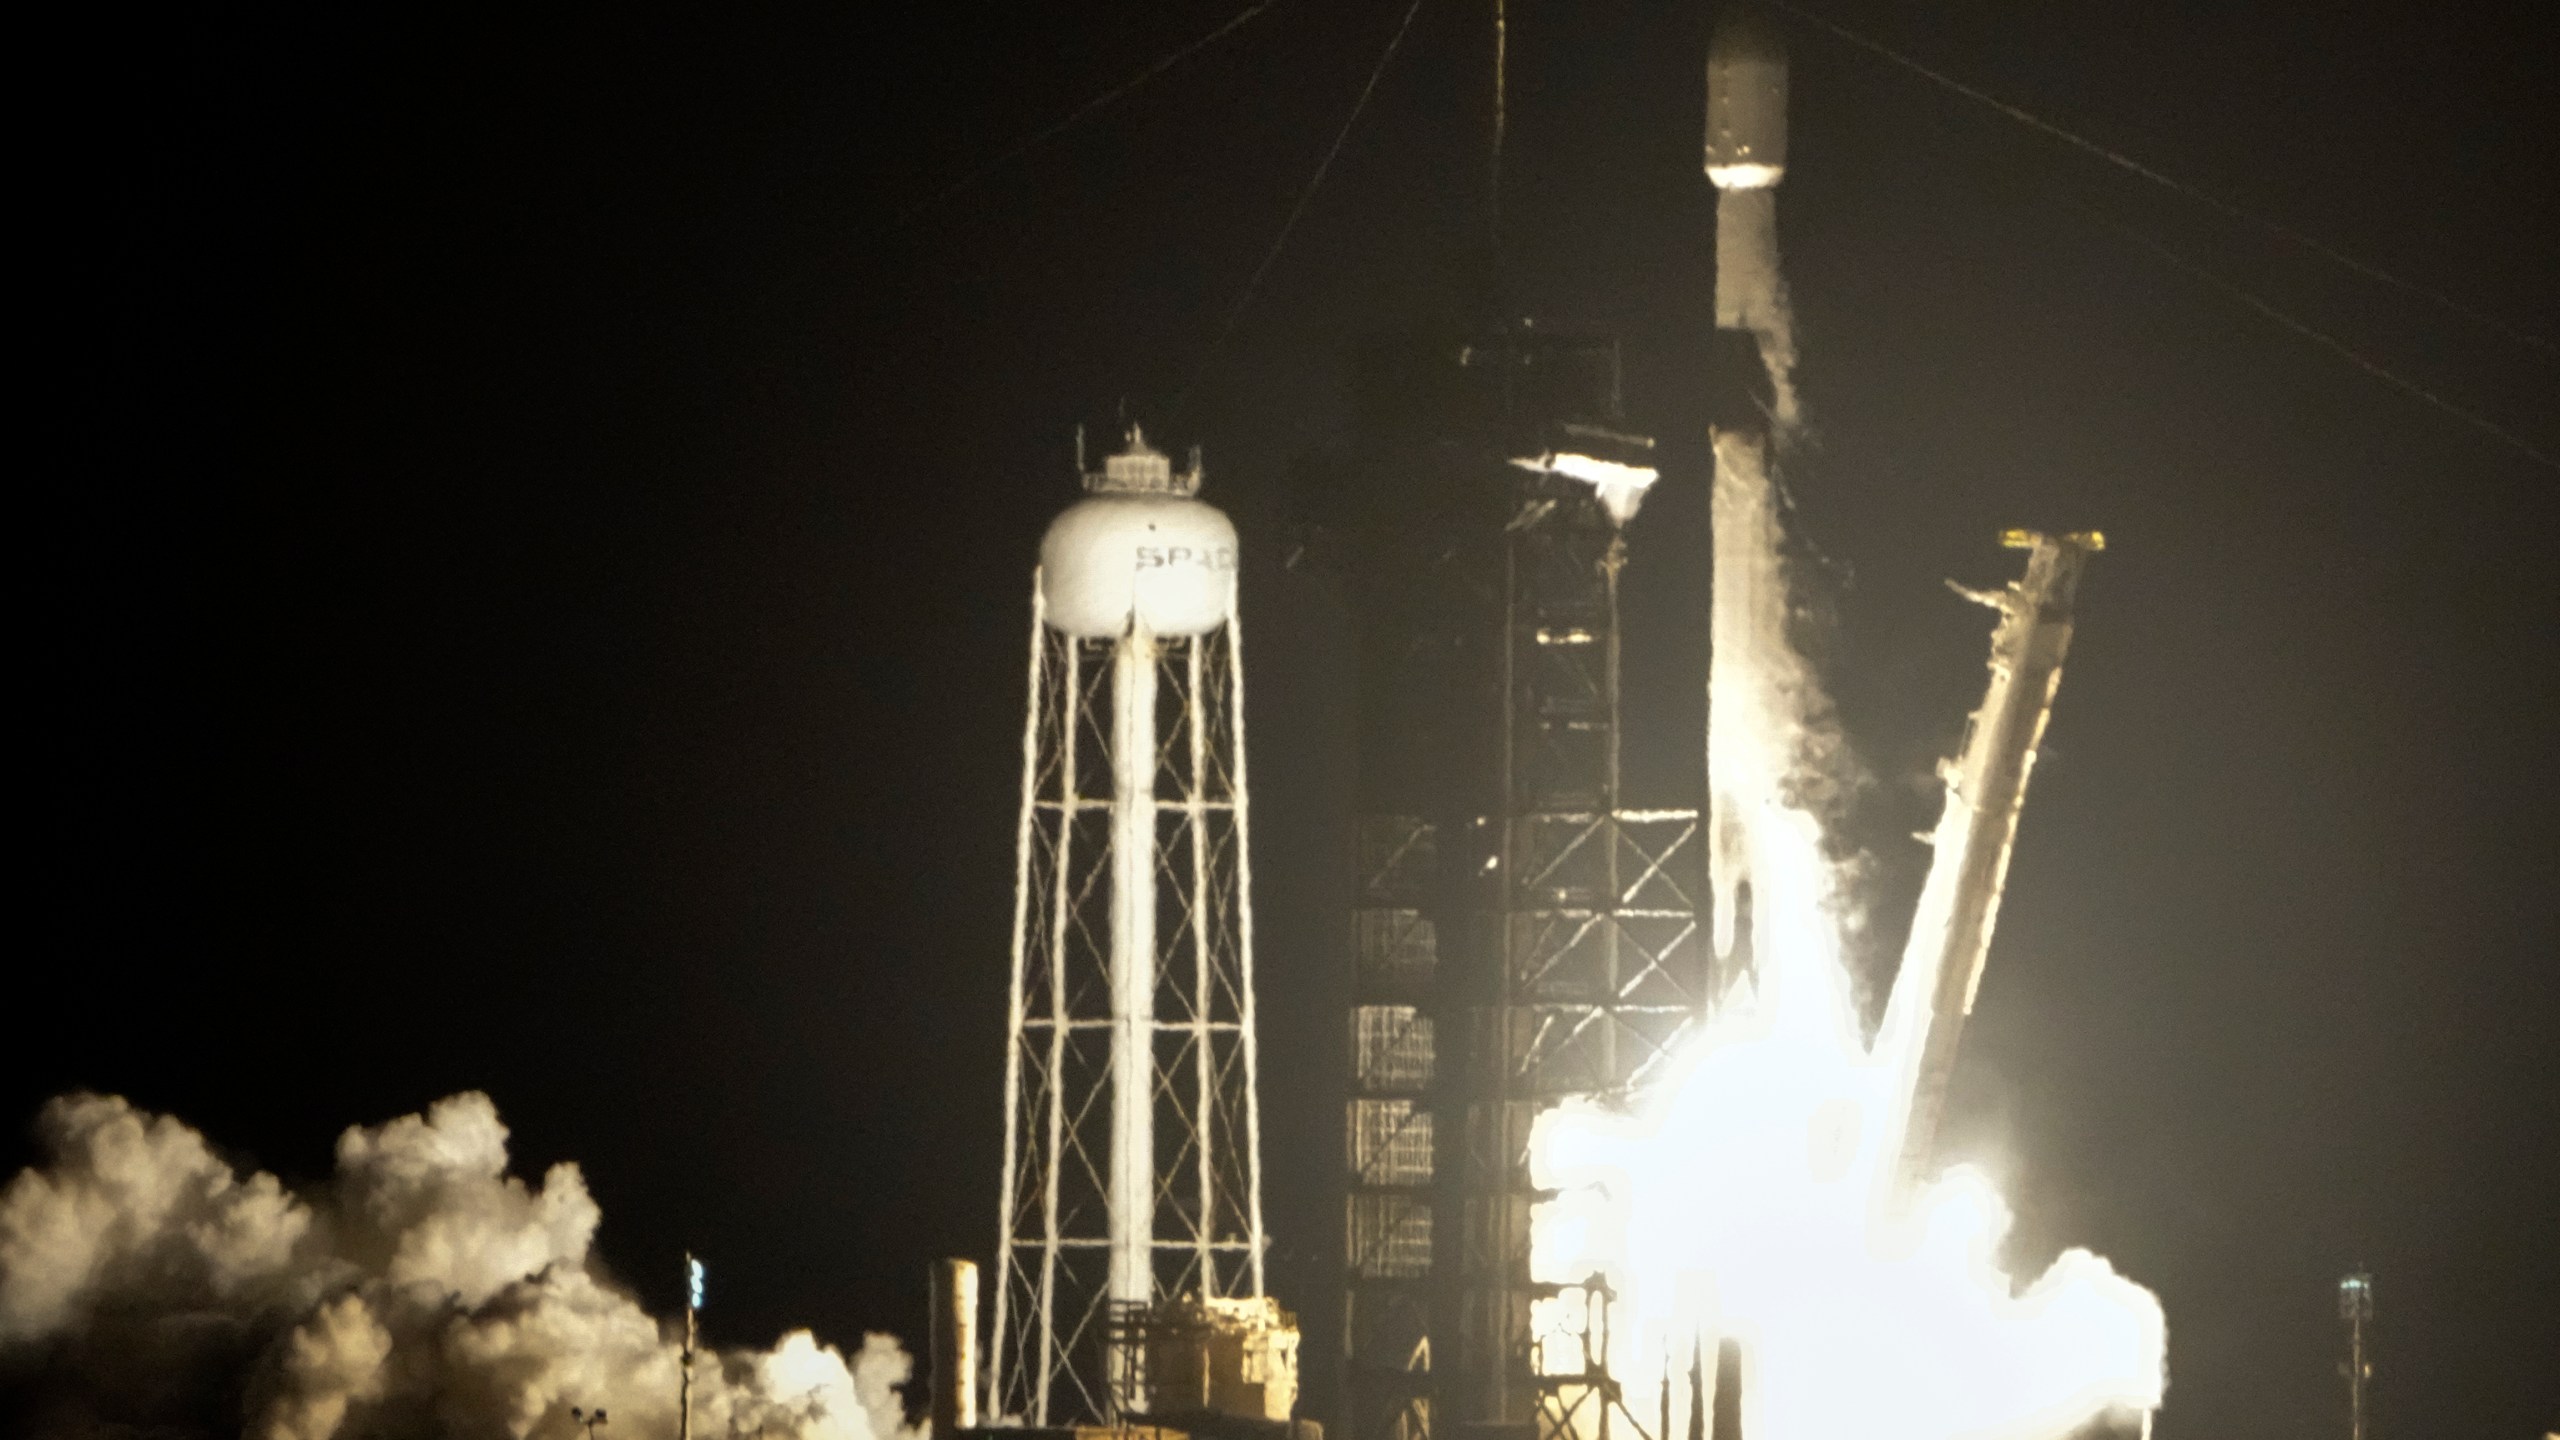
[991,438,1268,1428]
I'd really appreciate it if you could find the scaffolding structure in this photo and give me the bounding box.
[993,440,1269,1426]
[1335,332,1708,1440]
[1528,1275,1643,1440]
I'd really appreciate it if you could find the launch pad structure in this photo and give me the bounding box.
[972,10,2111,1440]
[1325,10,2107,1440]
[1329,327,1709,1440]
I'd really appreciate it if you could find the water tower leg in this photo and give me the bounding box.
[1109,627,1161,1408]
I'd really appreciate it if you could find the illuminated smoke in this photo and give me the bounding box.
[1529,808,2166,1438]
[0,1091,921,1440]
[1563,167,2166,1435]
[1547,507,2165,1436]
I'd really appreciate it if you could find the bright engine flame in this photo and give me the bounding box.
[1528,811,2165,1440]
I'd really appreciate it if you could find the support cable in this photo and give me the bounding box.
[1758,0,2555,359]
[1171,0,1430,419]
[1491,0,1507,260]
[2094,210,2555,471]
[894,0,1292,229]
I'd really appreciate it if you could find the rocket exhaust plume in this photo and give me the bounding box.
[0,1091,924,1440]
[1521,10,2167,1439]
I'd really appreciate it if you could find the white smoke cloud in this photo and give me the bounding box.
[0,1092,315,1347]
[0,1091,924,1440]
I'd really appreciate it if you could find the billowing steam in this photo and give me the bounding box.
[1545,601,2166,1439]
[1529,804,2167,1438]
[1557,125,2168,1437]
[0,1091,920,1440]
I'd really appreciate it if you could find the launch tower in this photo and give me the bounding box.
[1328,7,2119,1439]
[1331,333,1708,1440]
[993,430,1271,1426]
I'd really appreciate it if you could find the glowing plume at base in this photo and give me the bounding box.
[1529,813,2165,1440]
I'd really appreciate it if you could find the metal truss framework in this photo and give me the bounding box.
[1345,813,1441,1440]
[1341,449,1708,1440]
[995,587,1268,1427]
[1530,1275,1649,1440]
[1457,475,1707,1436]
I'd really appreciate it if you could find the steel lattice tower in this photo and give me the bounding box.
[1498,464,1709,1440]
[1332,333,1708,1440]
[992,431,1269,1426]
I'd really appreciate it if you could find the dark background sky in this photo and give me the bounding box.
[16,1,2557,1436]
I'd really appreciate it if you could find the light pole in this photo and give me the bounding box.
[681,1254,706,1440]
[2338,1271,2374,1440]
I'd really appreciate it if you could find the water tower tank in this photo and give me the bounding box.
[1041,430,1237,639]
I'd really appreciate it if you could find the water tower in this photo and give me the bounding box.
[990,427,1273,1425]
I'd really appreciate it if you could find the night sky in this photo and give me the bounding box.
[17,1,2557,1436]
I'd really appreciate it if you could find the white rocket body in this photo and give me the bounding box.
[1705,7,1788,190]
[1702,5,1808,965]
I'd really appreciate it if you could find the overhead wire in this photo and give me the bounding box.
[1170,0,1431,420]
[885,0,2547,466]
[892,0,1293,230]
[1757,0,2555,360]
[2093,213,2555,471]
[1490,0,1507,259]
